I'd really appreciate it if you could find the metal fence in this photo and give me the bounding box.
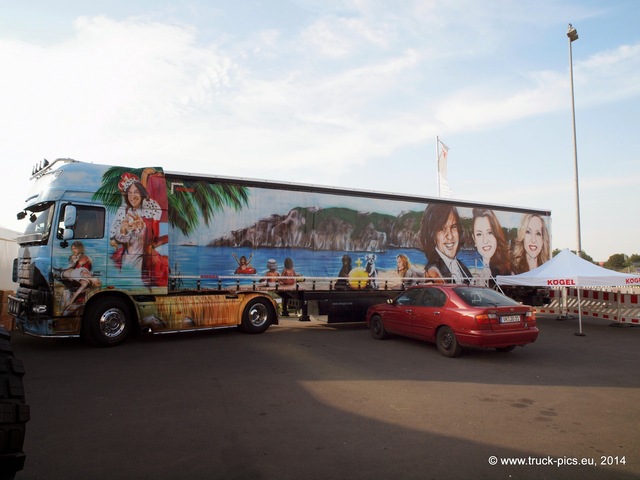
[536,288,640,325]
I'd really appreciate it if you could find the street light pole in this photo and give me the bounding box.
[567,23,582,259]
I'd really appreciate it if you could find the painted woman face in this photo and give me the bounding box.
[436,212,459,259]
[524,216,544,259]
[127,184,142,209]
[474,216,497,261]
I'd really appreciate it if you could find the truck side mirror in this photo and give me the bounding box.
[63,205,77,227]
[60,204,77,247]
[60,226,75,247]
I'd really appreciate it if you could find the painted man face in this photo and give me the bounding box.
[436,212,459,259]
[127,184,142,209]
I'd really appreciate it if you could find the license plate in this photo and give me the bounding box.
[500,315,521,323]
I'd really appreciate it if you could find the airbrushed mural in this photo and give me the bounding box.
[163,173,551,292]
[52,163,551,317]
[53,165,170,318]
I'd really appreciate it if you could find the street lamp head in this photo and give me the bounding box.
[567,23,578,42]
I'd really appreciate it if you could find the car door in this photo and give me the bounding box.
[411,287,447,340]
[383,289,423,336]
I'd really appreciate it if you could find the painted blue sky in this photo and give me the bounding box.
[1,0,638,261]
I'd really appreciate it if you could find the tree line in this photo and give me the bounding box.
[553,249,640,272]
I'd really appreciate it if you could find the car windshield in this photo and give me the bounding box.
[453,287,519,307]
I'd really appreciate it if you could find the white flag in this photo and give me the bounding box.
[437,140,452,197]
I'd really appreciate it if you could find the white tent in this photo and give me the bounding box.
[496,249,640,334]
[0,226,19,291]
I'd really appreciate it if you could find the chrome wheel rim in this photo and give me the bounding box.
[99,308,127,338]
[248,303,269,327]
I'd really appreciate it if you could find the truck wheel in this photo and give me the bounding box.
[0,328,30,480]
[240,298,274,334]
[436,326,462,358]
[83,297,132,347]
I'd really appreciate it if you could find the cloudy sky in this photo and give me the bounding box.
[1,0,638,261]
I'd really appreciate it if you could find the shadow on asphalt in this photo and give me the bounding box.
[10,313,640,480]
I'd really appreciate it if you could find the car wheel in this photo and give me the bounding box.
[436,326,462,358]
[369,315,389,340]
[496,345,516,353]
[0,327,30,480]
[83,297,132,347]
[239,298,274,334]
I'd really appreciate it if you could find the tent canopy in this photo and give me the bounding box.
[496,249,640,288]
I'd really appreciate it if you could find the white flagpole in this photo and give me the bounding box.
[436,135,441,197]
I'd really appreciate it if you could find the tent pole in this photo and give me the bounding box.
[557,287,569,320]
[575,288,586,336]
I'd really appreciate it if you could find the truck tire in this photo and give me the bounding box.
[0,328,29,480]
[82,297,132,347]
[239,298,274,334]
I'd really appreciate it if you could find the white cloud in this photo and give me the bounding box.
[301,15,392,58]
[433,40,640,132]
[1,10,637,168]
[576,43,640,104]
[0,16,238,152]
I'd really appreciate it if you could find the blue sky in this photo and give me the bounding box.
[1,0,638,262]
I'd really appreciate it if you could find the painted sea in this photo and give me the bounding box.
[167,244,485,290]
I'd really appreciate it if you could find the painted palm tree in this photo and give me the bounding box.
[93,166,249,236]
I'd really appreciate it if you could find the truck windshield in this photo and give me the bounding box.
[19,202,55,244]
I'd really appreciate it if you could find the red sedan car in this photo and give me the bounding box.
[365,284,538,357]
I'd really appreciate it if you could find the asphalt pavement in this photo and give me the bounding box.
[9,313,640,480]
